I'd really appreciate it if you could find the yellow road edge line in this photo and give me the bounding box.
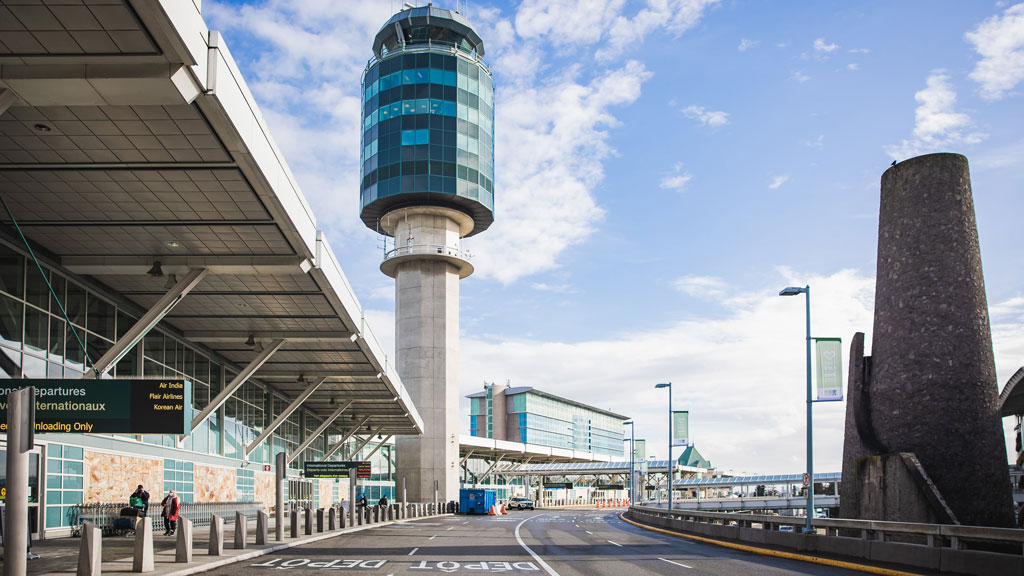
[618,512,926,576]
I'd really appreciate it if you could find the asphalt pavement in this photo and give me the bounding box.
[207,509,874,576]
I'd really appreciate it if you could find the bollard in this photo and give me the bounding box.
[317,508,325,533]
[234,512,248,550]
[373,505,380,523]
[388,505,395,521]
[176,517,193,563]
[290,510,298,538]
[364,507,371,525]
[77,521,102,576]
[328,507,337,530]
[256,511,268,545]
[357,507,363,526]
[208,514,224,556]
[340,506,346,529]
[133,516,154,572]
[304,508,313,535]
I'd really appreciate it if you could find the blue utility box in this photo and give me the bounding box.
[459,488,496,515]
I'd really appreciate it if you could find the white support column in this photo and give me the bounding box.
[184,339,285,440]
[284,400,353,464]
[83,268,208,378]
[346,426,386,460]
[322,416,371,460]
[245,377,327,458]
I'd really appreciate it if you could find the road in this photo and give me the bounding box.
[209,509,871,576]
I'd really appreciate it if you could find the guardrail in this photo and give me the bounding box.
[73,501,265,536]
[628,505,1024,576]
[384,244,470,261]
[365,41,490,74]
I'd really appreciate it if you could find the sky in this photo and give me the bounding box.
[205,0,1024,475]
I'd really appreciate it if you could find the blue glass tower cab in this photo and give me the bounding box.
[359,5,494,236]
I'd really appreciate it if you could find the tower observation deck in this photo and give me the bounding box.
[359,5,494,503]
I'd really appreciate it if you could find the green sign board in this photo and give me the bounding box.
[672,411,689,447]
[303,461,371,479]
[815,338,844,401]
[0,379,190,434]
[633,439,646,461]
[543,482,572,490]
[597,484,623,490]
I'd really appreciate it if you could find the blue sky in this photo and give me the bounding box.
[206,0,1024,474]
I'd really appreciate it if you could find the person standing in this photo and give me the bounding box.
[161,490,180,535]
[130,484,150,517]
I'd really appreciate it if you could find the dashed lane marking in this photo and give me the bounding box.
[584,531,592,535]
[446,526,455,530]
[659,558,692,568]
[409,548,419,556]
[607,540,623,547]
[428,535,437,540]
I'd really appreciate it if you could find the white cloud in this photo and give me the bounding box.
[965,3,1024,100]
[514,0,626,47]
[884,71,987,159]
[975,138,1024,169]
[599,0,720,59]
[847,63,860,71]
[738,38,758,51]
[792,71,810,83]
[682,104,730,127]
[769,175,790,189]
[814,37,838,52]
[531,283,577,293]
[660,173,693,190]
[460,268,878,473]
[673,275,727,298]
[806,134,825,149]
[848,47,870,54]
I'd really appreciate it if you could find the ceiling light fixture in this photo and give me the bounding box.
[297,373,305,383]
[245,334,255,347]
[146,261,163,277]
[166,240,180,248]
[329,397,336,406]
[163,274,177,290]
[33,123,52,133]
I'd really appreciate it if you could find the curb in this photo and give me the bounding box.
[618,512,926,576]
[164,514,451,576]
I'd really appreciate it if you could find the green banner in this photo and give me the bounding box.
[672,411,690,446]
[633,439,646,461]
[815,338,844,401]
[0,379,190,434]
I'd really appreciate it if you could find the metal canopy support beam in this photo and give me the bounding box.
[62,255,313,277]
[83,268,208,378]
[284,400,353,463]
[480,455,506,483]
[322,416,370,461]
[346,426,386,460]
[459,450,475,466]
[185,339,285,439]
[184,331,358,343]
[0,88,17,116]
[252,369,380,378]
[244,377,327,458]
[363,435,392,460]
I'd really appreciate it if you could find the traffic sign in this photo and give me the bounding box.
[802,473,810,488]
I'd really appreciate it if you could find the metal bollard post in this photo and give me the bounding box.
[290,510,298,539]
[317,508,325,533]
[304,508,313,535]
[328,507,337,530]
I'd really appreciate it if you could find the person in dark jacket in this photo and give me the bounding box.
[130,485,150,517]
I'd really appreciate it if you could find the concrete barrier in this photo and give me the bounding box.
[208,514,224,556]
[77,521,101,576]
[256,511,268,545]
[133,516,154,572]
[176,517,193,563]
[234,512,247,549]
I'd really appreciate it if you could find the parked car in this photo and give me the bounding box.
[509,497,534,510]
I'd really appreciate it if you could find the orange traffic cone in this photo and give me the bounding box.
[488,504,497,516]
[501,504,508,514]
[598,500,604,508]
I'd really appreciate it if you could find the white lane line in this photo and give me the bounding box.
[408,548,419,556]
[607,540,623,547]
[514,516,561,576]
[446,526,455,531]
[574,524,580,528]
[584,530,593,535]
[428,535,437,540]
[659,558,692,568]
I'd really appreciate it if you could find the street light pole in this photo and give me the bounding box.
[655,382,672,513]
[624,421,634,505]
[779,284,814,533]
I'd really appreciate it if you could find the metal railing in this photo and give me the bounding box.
[384,244,471,261]
[629,505,1024,555]
[364,41,490,74]
[72,501,265,535]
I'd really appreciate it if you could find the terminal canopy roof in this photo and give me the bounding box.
[999,367,1024,417]
[0,1,423,437]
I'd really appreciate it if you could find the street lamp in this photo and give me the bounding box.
[623,421,634,505]
[655,382,672,513]
[779,284,814,533]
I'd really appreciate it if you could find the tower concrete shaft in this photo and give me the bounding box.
[383,207,472,502]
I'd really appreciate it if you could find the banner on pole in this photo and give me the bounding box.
[672,411,690,447]
[815,338,844,401]
[633,439,646,461]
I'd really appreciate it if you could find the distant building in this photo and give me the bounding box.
[468,383,628,457]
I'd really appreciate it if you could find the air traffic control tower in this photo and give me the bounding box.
[359,5,494,502]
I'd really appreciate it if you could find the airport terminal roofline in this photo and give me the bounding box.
[999,366,1024,416]
[492,459,709,477]
[673,472,842,488]
[0,0,423,438]
[466,385,630,421]
[460,434,617,464]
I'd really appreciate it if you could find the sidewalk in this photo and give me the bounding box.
[5,512,448,576]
